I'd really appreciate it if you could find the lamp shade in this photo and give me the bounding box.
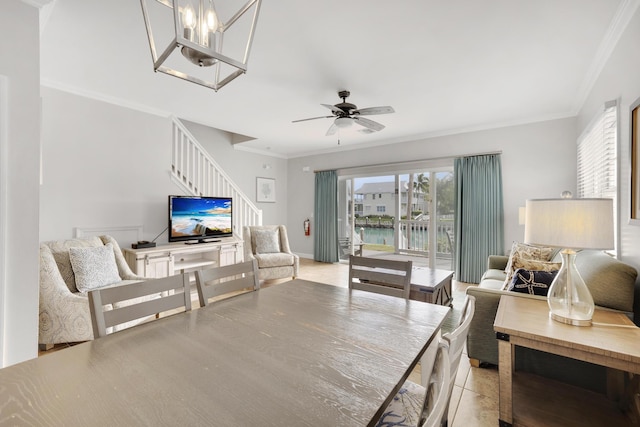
[524,198,614,250]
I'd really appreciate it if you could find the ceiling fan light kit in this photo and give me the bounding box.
[293,90,395,137]
[140,0,262,91]
[334,117,353,128]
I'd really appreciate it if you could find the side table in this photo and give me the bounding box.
[494,294,640,426]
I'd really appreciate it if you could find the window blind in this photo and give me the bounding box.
[577,100,617,199]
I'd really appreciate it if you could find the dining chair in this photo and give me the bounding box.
[348,255,413,299]
[376,339,451,427]
[441,294,475,426]
[195,259,260,307]
[88,273,192,338]
[382,295,476,427]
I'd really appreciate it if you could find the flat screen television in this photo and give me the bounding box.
[168,195,233,243]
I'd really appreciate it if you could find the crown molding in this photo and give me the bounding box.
[284,111,576,159]
[572,0,640,113]
[233,143,289,159]
[41,79,172,119]
[21,0,54,8]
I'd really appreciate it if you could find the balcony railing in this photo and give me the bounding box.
[352,216,454,258]
[398,219,454,257]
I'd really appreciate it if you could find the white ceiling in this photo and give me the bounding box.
[39,0,632,158]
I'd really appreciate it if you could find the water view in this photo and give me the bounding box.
[356,226,454,254]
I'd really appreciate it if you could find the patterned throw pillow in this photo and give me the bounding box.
[503,242,556,289]
[69,243,121,293]
[253,229,281,254]
[508,268,559,296]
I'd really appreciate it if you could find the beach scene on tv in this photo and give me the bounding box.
[171,197,232,238]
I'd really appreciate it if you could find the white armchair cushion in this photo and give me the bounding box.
[69,243,121,293]
[48,236,104,293]
[254,253,295,268]
[253,229,281,254]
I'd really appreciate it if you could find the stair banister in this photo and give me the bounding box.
[170,117,262,236]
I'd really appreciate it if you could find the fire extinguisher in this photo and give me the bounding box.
[304,218,311,236]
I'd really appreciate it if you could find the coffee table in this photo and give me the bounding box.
[358,263,454,306]
[408,267,454,306]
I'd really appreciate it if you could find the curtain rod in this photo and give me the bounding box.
[313,150,503,173]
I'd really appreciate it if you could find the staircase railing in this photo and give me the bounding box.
[170,117,262,236]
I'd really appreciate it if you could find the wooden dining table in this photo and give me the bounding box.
[0,279,450,426]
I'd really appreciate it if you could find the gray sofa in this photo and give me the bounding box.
[466,249,638,392]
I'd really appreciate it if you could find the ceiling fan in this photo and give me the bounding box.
[293,90,395,136]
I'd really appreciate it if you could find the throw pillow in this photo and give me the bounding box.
[503,242,556,289]
[69,243,121,293]
[508,268,558,296]
[253,229,281,254]
[504,255,561,289]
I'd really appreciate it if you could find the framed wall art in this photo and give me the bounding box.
[256,177,276,203]
[631,97,640,222]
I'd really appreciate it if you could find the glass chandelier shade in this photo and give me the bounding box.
[140,0,262,91]
[524,198,614,326]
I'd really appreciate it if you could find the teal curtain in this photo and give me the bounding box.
[314,170,339,262]
[454,154,504,283]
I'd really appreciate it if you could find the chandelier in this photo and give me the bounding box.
[140,0,262,91]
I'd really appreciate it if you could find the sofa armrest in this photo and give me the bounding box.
[488,255,509,271]
[465,286,544,365]
[99,235,145,280]
[39,245,94,344]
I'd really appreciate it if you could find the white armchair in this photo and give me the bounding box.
[243,225,299,280]
[39,235,146,348]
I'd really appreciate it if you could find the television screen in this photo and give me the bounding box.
[169,196,233,243]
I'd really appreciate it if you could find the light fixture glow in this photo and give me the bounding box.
[206,7,218,33]
[335,117,352,128]
[182,5,196,29]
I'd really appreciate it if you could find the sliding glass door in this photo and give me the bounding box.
[397,171,454,268]
[338,168,454,269]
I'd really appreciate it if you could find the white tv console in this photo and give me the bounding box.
[123,237,244,279]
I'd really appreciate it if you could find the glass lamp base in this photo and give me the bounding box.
[550,312,592,326]
[547,249,594,327]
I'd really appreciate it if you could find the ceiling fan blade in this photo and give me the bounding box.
[358,128,376,134]
[353,116,385,132]
[321,103,343,114]
[326,122,338,136]
[292,115,334,123]
[352,106,395,116]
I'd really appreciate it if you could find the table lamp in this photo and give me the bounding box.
[524,197,614,326]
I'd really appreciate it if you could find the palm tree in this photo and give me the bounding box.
[406,175,414,249]
[405,173,430,250]
[413,173,430,214]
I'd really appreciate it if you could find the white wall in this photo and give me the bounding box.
[40,87,175,243]
[181,120,289,226]
[39,89,290,246]
[0,0,41,366]
[287,118,578,258]
[578,7,640,273]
